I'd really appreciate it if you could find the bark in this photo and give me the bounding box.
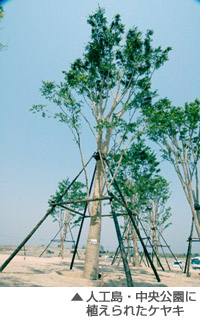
[83,158,104,279]
[162,141,200,238]
[173,159,200,237]
[132,226,140,267]
[195,163,200,223]
[125,226,131,263]
[152,204,159,267]
[188,197,200,237]
[83,125,112,279]
[152,227,159,267]
[58,209,71,259]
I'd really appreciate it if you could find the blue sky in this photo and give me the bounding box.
[0,0,200,253]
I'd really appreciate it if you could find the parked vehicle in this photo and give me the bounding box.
[173,261,182,267]
[46,249,54,254]
[191,257,200,269]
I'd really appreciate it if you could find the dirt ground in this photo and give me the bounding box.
[0,246,199,287]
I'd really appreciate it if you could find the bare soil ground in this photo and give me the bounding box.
[0,246,199,287]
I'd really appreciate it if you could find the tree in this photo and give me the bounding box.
[142,98,200,238]
[49,179,86,259]
[109,139,171,266]
[142,176,171,265]
[30,7,171,279]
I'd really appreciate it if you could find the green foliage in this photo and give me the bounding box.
[0,6,3,20]
[109,138,171,231]
[49,178,87,226]
[142,98,200,238]
[30,6,171,148]
[142,176,172,232]
[143,99,200,171]
[109,139,160,207]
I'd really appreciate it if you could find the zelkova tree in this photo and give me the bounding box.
[142,176,171,264]
[30,7,171,279]
[142,98,200,238]
[109,139,171,266]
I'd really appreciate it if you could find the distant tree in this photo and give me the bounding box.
[142,99,200,238]
[142,176,172,265]
[100,245,105,253]
[49,179,86,259]
[30,7,171,279]
[109,139,171,266]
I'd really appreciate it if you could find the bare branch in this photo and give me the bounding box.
[88,88,99,121]
[80,111,97,140]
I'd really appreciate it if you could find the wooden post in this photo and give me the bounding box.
[160,244,171,271]
[68,223,80,260]
[111,220,129,265]
[0,209,53,272]
[39,220,64,257]
[110,199,134,287]
[70,164,97,270]
[157,228,183,271]
[184,217,194,275]
[105,160,161,282]
[140,222,165,271]
[0,154,94,272]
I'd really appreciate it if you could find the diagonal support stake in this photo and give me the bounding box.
[70,163,97,270]
[0,153,94,273]
[104,156,161,283]
[110,198,134,287]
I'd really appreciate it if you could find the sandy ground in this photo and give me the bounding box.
[0,246,199,287]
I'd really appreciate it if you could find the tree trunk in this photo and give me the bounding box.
[173,159,200,238]
[58,209,71,259]
[189,201,200,238]
[132,225,140,267]
[152,205,159,267]
[83,127,113,280]
[127,236,132,263]
[152,226,159,267]
[181,180,200,237]
[83,159,103,279]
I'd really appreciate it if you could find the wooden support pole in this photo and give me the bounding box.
[110,194,161,281]
[110,199,134,287]
[157,228,183,271]
[53,196,112,206]
[111,220,130,265]
[138,218,165,272]
[186,238,192,277]
[39,219,64,257]
[104,159,161,282]
[0,154,94,272]
[70,164,97,270]
[110,192,165,271]
[68,223,80,260]
[159,240,171,271]
[55,204,84,217]
[184,218,194,275]
[0,208,53,272]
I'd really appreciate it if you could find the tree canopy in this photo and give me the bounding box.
[30,6,171,157]
[49,178,87,225]
[142,98,200,237]
[109,139,171,230]
[30,6,172,280]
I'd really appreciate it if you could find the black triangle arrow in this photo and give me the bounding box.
[71,293,83,301]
